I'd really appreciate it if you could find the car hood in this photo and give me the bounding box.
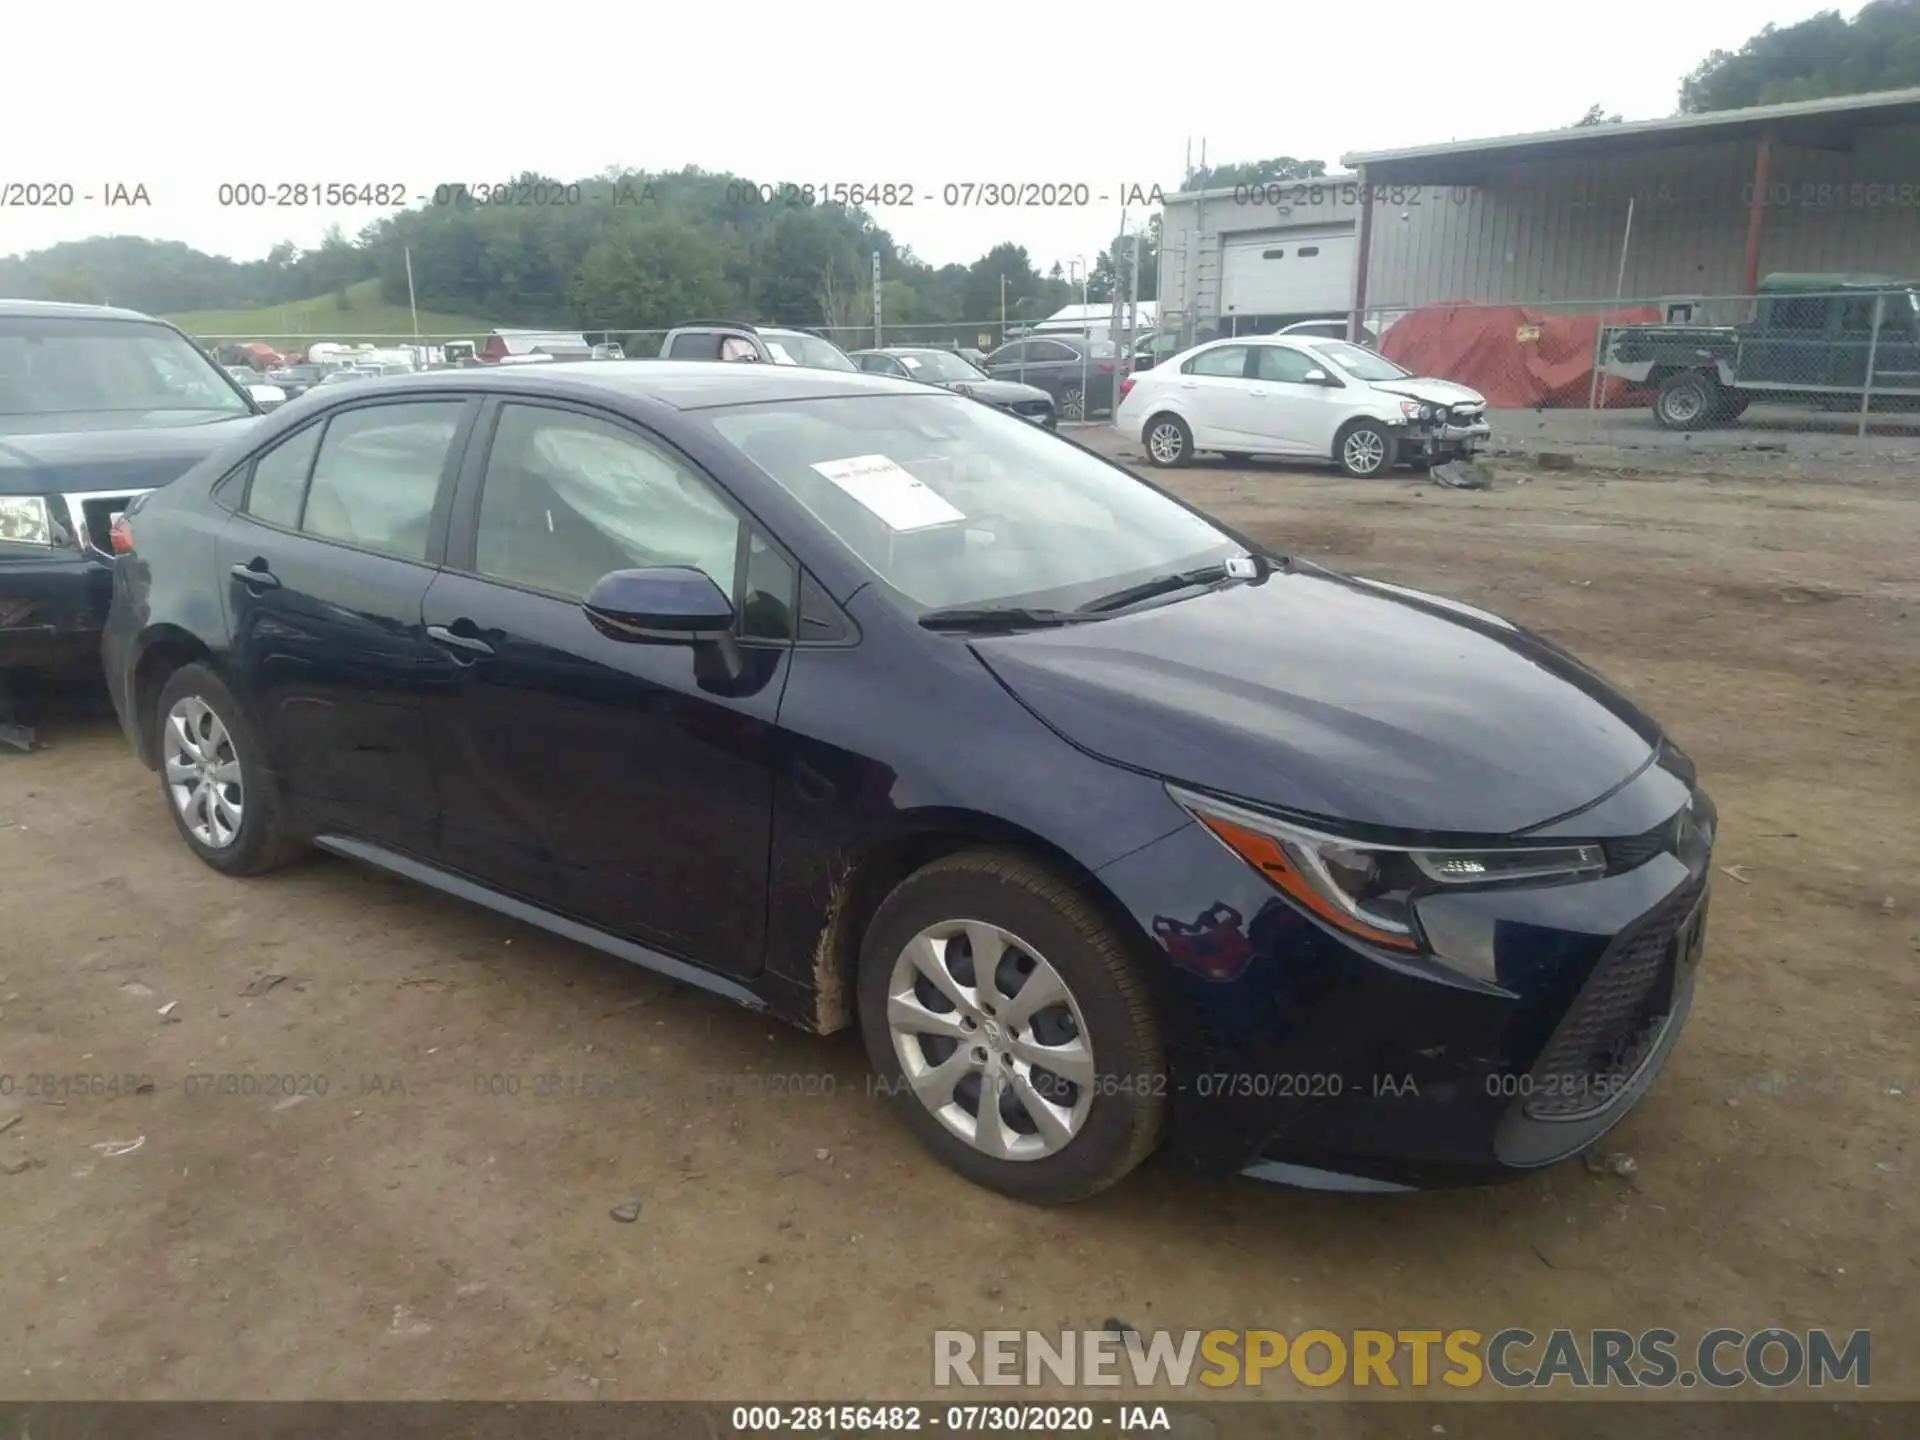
[968,566,1661,836]
[0,418,262,496]
[1371,378,1486,407]
[952,378,1052,405]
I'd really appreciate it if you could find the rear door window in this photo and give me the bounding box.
[241,423,323,529]
[300,401,466,560]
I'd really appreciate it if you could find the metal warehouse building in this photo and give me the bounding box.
[1156,87,1920,343]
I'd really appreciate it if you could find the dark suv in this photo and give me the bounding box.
[1,301,264,734]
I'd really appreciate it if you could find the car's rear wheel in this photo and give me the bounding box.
[1059,384,1086,421]
[1143,413,1193,467]
[153,663,302,876]
[1653,370,1721,430]
[857,849,1167,1205]
[1336,419,1396,477]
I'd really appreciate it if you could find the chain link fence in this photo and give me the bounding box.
[1344,288,1920,449]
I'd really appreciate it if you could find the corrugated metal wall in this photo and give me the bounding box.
[1158,128,1920,328]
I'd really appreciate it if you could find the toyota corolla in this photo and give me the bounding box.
[102,362,1713,1204]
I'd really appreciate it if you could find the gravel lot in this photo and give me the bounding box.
[1,433,1915,1406]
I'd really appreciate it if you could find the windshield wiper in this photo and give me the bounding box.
[917,605,1105,633]
[1077,554,1269,614]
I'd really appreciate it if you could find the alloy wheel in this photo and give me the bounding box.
[1060,386,1085,421]
[1343,427,1388,475]
[162,696,245,849]
[1147,421,1186,464]
[885,919,1096,1161]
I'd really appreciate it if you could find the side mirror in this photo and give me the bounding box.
[1303,368,1337,386]
[247,383,288,411]
[582,566,735,640]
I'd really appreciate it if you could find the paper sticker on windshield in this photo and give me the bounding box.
[811,454,966,531]
[764,341,796,365]
[899,355,922,369]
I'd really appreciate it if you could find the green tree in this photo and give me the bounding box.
[569,220,742,334]
[1680,0,1920,111]
[1574,104,1624,126]
[1185,156,1328,189]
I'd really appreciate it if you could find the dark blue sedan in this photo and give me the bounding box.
[102,361,1715,1204]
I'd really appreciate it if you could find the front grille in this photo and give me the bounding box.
[1603,818,1676,872]
[1010,399,1053,419]
[1523,875,1704,1120]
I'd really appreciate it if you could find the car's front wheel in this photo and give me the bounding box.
[1059,384,1086,421]
[1143,413,1193,467]
[1337,419,1396,477]
[857,849,1167,1205]
[153,663,302,876]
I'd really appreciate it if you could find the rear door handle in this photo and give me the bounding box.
[427,624,495,657]
[231,561,279,590]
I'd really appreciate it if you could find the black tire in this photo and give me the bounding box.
[856,848,1167,1205]
[152,662,303,876]
[1653,370,1722,431]
[1336,419,1396,477]
[1142,412,1193,468]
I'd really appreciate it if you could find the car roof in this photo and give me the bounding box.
[311,359,924,410]
[0,298,173,323]
[855,347,952,357]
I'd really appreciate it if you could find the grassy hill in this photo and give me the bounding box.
[167,279,496,346]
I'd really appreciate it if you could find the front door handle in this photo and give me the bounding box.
[427,624,495,657]
[231,561,279,590]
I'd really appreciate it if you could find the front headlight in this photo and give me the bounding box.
[0,496,57,547]
[1168,785,1605,952]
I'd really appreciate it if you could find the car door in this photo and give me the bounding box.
[420,398,795,978]
[1240,342,1352,454]
[1171,344,1255,447]
[982,341,1032,387]
[215,396,477,857]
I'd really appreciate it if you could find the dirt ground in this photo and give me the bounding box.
[1,436,1915,1408]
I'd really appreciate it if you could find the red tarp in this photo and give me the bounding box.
[1379,302,1662,409]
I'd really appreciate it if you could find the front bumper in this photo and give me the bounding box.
[0,548,115,673]
[1405,419,1492,458]
[1095,778,1714,1191]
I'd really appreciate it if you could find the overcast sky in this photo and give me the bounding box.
[2,1,1834,276]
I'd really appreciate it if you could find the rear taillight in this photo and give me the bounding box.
[1098,362,1115,373]
[110,515,133,554]
[1120,377,1135,401]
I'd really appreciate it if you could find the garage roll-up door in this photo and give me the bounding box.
[1221,223,1356,317]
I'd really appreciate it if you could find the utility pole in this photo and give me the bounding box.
[871,251,882,347]
[1128,231,1143,360]
[1108,207,1127,418]
[404,247,420,338]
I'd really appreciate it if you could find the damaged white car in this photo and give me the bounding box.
[1116,334,1491,478]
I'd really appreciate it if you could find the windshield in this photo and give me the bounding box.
[0,316,253,433]
[709,393,1237,611]
[1310,340,1409,382]
[763,332,858,372]
[894,350,984,382]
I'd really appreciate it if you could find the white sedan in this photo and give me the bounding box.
[1115,335,1491,478]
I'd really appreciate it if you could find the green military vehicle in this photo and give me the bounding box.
[1600,273,1920,430]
